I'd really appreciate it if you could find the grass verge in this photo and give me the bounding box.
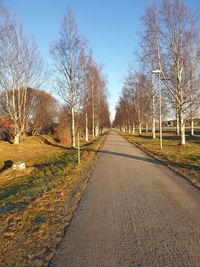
[0,134,106,267]
[120,132,200,189]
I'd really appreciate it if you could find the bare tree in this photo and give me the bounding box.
[114,71,151,135]
[185,32,200,135]
[51,8,84,148]
[82,52,93,142]
[140,5,159,138]
[85,59,105,138]
[0,8,45,144]
[140,0,200,145]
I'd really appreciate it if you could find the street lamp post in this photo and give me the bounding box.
[152,69,162,150]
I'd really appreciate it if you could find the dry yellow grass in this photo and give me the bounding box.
[0,134,106,267]
[0,136,65,170]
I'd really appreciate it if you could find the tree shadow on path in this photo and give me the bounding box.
[82,147,200,173]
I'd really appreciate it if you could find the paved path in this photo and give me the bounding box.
[50,132,200,267]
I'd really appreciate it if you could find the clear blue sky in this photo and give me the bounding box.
[5,0,200,121]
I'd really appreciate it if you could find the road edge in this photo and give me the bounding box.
[47,133,108,267]
[120,133,200,191]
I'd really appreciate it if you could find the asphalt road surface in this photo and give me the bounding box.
[50,131,200,267]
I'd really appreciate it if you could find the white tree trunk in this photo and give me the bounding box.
[152,117,156,139]
[191,119,194,136]
[85,111,88,142]
[190,103,194,136]
[95,126,99,137]
[139,122,142,135]
[95,117,99,137]
[179,111,185,145]
[14,132,20,145]
[146,122,148,133]
[77,133,80,164]
[71,106,75,148]
[132,124,135,135]
[176,111,180,136]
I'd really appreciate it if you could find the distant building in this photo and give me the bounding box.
[165,118,200,127]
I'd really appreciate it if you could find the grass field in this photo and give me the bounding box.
[121,131,200,188]
[0,134,105,267]
[0,136,62,170]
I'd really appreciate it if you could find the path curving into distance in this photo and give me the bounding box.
[50,131,200,267]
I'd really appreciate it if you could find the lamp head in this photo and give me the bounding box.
[152,69,161,74]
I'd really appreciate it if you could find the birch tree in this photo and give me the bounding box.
[82,52,94,142]
[159,0,200,144]
[51,8,84,148]
[185,33,200,136]
[133,73,151,135]
[114,72,151,134]
[85,59,104,138]
[0,8,45,144]
[140,5,159,138]
[141,0,200,145]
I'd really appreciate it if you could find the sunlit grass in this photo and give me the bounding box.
[0,134,105,267]
[0,136,65,170]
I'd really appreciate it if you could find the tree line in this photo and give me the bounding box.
[0,6,110,146]
[114,0,200,145]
